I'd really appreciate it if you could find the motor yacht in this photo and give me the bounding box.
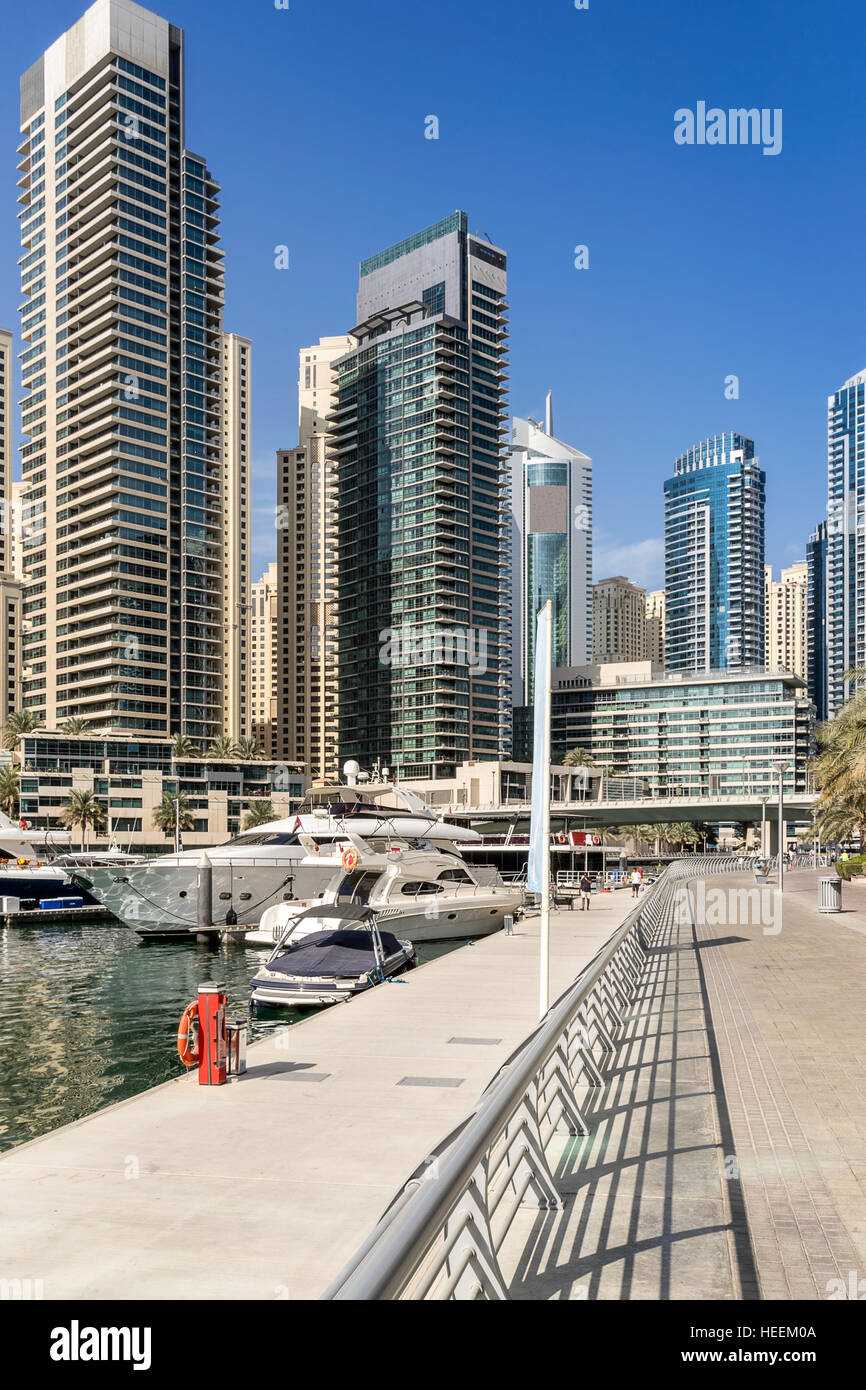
[69,781,482,932]
[0,813,104,906]
[242,833,524,945]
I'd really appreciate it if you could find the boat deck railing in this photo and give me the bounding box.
[321,856,745,1301]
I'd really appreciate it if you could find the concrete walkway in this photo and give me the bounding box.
[0,890,637,1300]
[501,868,866,1300]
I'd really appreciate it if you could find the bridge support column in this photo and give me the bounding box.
[768,816,781,857]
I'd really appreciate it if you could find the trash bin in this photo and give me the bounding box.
[818,876,842,914]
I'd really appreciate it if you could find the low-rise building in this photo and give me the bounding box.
[513,661,814,799]
[18,734,308,851]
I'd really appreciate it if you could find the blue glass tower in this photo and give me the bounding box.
[826,371,866,715]
[664,434,765,672]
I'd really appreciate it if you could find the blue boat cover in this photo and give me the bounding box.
[266,929,405,979]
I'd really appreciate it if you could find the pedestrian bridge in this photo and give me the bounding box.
[463,793,817,826]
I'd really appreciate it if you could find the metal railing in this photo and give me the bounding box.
[322,856,745,1301]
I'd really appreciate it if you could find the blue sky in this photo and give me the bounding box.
[1,0,862,589]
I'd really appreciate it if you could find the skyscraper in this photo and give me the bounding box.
[276,335,351,779]
[0,329,22,724]
[592,576,648,663]
[764,562,807,680]
[664,433,765,672]
[0,330,12,579]
[645,589,666,666]
[330,212,510,779]
[221,332,251,742]
[807,521,828,723]
[249,562,278,760]
[18,0,246,740]
[826,370,866,715]
[509,396,592,704]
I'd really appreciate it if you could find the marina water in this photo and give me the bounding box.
[0,918,460,1151]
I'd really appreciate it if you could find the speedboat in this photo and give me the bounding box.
[242,833,525,945]
[249,901,415,1009]
[68,781,482,933]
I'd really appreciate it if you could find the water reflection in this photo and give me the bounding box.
[0,921,467,1150]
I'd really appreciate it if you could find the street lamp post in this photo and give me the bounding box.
[771,761,790,891]
[760,795,770,859]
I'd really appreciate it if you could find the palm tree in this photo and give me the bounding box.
[669,821,700,853]
[2,710,40,754]
[233,735,262,760]
[0,764,20,817]
[206,735,236,760]
[60,790,106,851]
[152,791,195,841]
[58,717,92,736]
[632,823,660,854]
[170,733,198,760]
[242,799,275,831]
[811,676,866,846]
[562,747,596,768]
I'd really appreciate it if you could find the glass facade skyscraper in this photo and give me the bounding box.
[825,370,866,716]
[509,409,592,704]
[18,0,243,740]
[331,212,510,779]
[664,433,765,672]
[807,520,828,723]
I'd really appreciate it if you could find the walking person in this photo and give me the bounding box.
[579,871,592,910]
[630,868,642,899]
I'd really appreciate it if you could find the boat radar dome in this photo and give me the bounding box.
[343,760,360,786]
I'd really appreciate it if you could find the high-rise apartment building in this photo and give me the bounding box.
[764,561,807,680]
[249,562,278,759]
[276,334,351,779]
[664,433,765,672]
[645,589,665,666]
[509,395,592,704]
[0,330,12,578]
[330,211,510,779]
[593,576,647,663]
[18,0,246,741]
[0,330,22,725]
[221,332,251,741]
[826,370,866,715]
[807,520,828,723]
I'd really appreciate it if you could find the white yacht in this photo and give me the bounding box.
[0,816,142,910]
[242,833,524,945]
[68,781,482,932]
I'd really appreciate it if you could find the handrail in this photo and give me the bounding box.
[322,855,744,1300]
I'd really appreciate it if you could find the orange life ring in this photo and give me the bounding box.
[176,1001,200,1068]
[341,846,359,872]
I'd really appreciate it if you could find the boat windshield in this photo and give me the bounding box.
[297,787,432,818]
[224,831,301,848]
[334,870,384,904]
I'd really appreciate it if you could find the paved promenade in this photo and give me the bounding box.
[501,868,866,1300]
[0,890,637,1300]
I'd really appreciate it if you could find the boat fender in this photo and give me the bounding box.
[177,1001,200,1067]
